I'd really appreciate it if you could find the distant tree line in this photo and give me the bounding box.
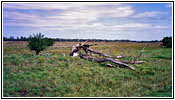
[3,36,29,41]
[3,36,161,43]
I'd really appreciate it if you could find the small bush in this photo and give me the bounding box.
[28,33,54,55]
[162,37,172,48]
[43,38,54,46]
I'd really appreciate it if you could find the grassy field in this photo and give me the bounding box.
[3,41,172,97]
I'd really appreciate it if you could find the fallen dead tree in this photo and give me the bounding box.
[69,41,146,71]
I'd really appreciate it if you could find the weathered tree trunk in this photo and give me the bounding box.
[69,41,146,71]
[79,55,136,71]
[36,50,40,55]
[86,48,111,57]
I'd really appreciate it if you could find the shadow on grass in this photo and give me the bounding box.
[153,56,172,60]
[146,86,172,97]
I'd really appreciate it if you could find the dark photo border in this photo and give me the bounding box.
[1,1,174,99]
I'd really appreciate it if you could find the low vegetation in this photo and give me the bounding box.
[3,41,172,97]
[162,37,172,48]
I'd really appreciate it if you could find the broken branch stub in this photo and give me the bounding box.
[69,44,81,56]
[133,47,145,62]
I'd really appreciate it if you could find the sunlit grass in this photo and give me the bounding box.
[3,41,172,97]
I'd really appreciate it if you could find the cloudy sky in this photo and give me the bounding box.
[3,2,172,41]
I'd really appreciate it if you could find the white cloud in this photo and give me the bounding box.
[3,3,135,29]
[113,23,150,28]
[3,3,122,10]
[132,11,162,18]
[3,9,167,33]
[3,3,172,40]
[97,6,134,18]
[154,25,168,29]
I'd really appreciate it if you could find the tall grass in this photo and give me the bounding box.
[3,42,172,97]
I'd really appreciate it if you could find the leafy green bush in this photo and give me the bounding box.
[43,38,54,46]
[28,33,54,55]
[162,37,172,48]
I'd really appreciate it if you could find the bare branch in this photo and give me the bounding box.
[79,55,136,71]
[133,47,145,62]
[106,64,116,68]
[113,54,125,59]
[86,48,111,58]
[81,40,88,46]
[121,61,146,64]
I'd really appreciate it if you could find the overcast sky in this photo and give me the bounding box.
[3,2,172,41]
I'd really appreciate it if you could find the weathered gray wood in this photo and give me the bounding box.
[86,48,111,57]
[69,41,146,71]
[106,64,116,68]
[121,61,146,64]
[79,55,136,71]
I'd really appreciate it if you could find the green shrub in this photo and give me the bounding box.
[162,37,172,48]
[43,38,54,46]
[28,33,54,55]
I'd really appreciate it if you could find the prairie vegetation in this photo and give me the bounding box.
[3,41,172,97]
